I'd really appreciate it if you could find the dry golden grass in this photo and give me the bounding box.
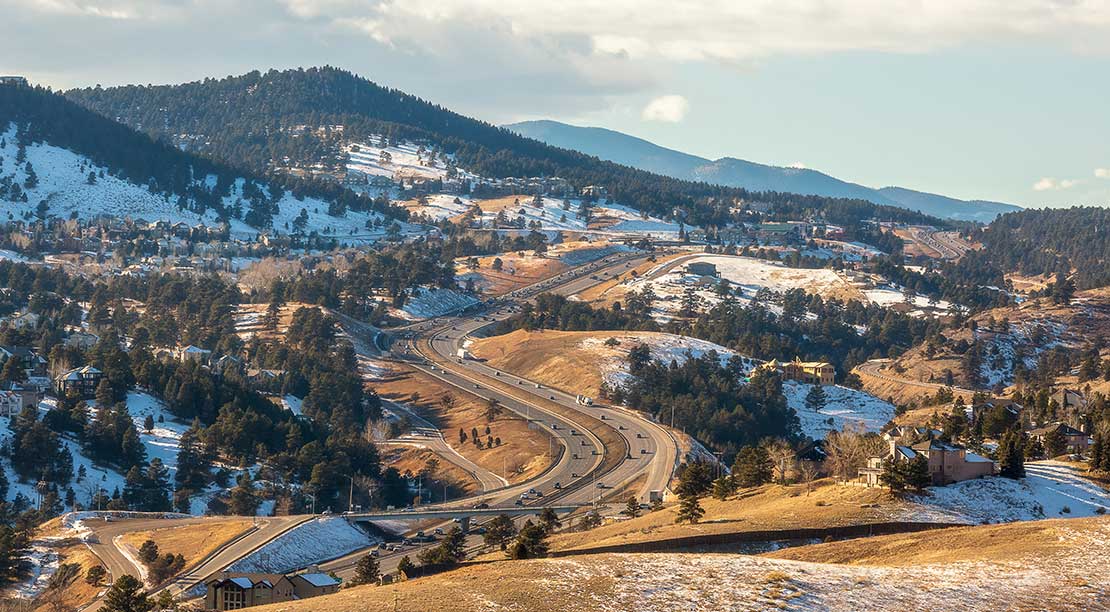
[29,541,104,611]
[379,446,481,496]
[372,365,554,483]
[455,251,569,296]
[469,329,612,398]
[118,518,254,570]
[764,516,1109,566]
[549,480,901,554]
[473,194,537,214]
[573,252,687,304]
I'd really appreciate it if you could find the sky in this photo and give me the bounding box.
[3,0,1110,208]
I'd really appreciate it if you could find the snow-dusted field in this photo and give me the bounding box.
[395,286,479,320]
[782,381,894,439]
[1,124,411,245]
[578,333,757,390]
[404,193,475,220]
[911,461,1110,524]
[525,535,1108,612]
[229,516,377,574]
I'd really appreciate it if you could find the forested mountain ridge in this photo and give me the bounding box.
[65,67,948,229]
[506,119,1020,222]
[955,206,1110,290]
[0,84,404,233]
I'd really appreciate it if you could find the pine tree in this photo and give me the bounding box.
[674,493,704,524]
[228,473,260,515]
[483,514,517,550]
[351,553,380,585]
[804,384,827,412]
[396,555,415,578]
[1091,432,1104,471]
[509,520,549,559]
[0,357,25,383]
[998,430,1026,479]
[103,574,152,612]
[731,447,772,488]
[622,496,641,518]
[538,507,561,533]
[711,475,736,500]
[144,459,171,512]
[904,455,931,492]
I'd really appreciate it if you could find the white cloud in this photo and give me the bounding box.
[1096,168,1110,179]
[641,95,689,122]
[1033,177,1080,191]
[279,1,1110,62]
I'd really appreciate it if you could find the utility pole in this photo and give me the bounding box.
[348,475,355,513]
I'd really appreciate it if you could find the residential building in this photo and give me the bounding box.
[756,357,835,385]
[859,438,995,487]
[289,572,341,599]
[3,312,40,330]
[0,380,38,411]
[63,329,100,351]
[176,345,212,364]
[1029,422,1090,454]
[685,262,719,277]
[54,365,104,399]
[204,573,296,610]
[1052,389,1086,412]
[0,76,28,86]
[0,346,46,376]
[0,390,22,417]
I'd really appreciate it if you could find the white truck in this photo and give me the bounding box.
[457,348,471,361]
[575,394,594,406]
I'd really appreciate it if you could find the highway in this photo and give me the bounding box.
[79,249,682,598]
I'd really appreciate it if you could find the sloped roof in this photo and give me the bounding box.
[294,573,340,588]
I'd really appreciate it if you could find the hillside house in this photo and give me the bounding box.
[0,346,46,377]
[1029,422,1090,454]
[289,572,341,598]
[0,380,39,410]
[1052,389,1086,412]
[0,390,22,418]
[859,438,995,487]
[2,312,40,330]
[54,366,104,399]
[685,262,719,277]
[882,426,943,446]
[176,345,212,364]
[204,573,296,610]
[63,329,100,351]
[757,358,835,385]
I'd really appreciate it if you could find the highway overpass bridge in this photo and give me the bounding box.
[345,505,583,532]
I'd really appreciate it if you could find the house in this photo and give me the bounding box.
[0,390,22,418]
[204,573,296,610]
[1052,389,1086,412]
[0,76,28,87]
[64,329,100,351]
[1,380,39,410]
[3,312,40,330]
[882,426,943,445]
[54,365,104,399]
[757,357,835,385]
[0,346,46,376]
[859,438,995,487]
[176,345,212,364]
[685,262,719,278]
[289,572,341,599]
[1029,422,1090,454]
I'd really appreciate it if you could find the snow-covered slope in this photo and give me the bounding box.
[0,124,406,244]
[910,461,1110,524]
[578,333,756,390]
[782,381,894,439]
[228,516,377,574]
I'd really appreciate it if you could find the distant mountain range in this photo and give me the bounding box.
[505,120,1019,222]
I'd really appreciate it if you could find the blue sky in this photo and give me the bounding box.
[4,0,1110,208]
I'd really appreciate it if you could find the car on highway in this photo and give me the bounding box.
[514,499,524,506]
[473,502,490,509]
[596,482,605,489]
[553,482,561,489]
